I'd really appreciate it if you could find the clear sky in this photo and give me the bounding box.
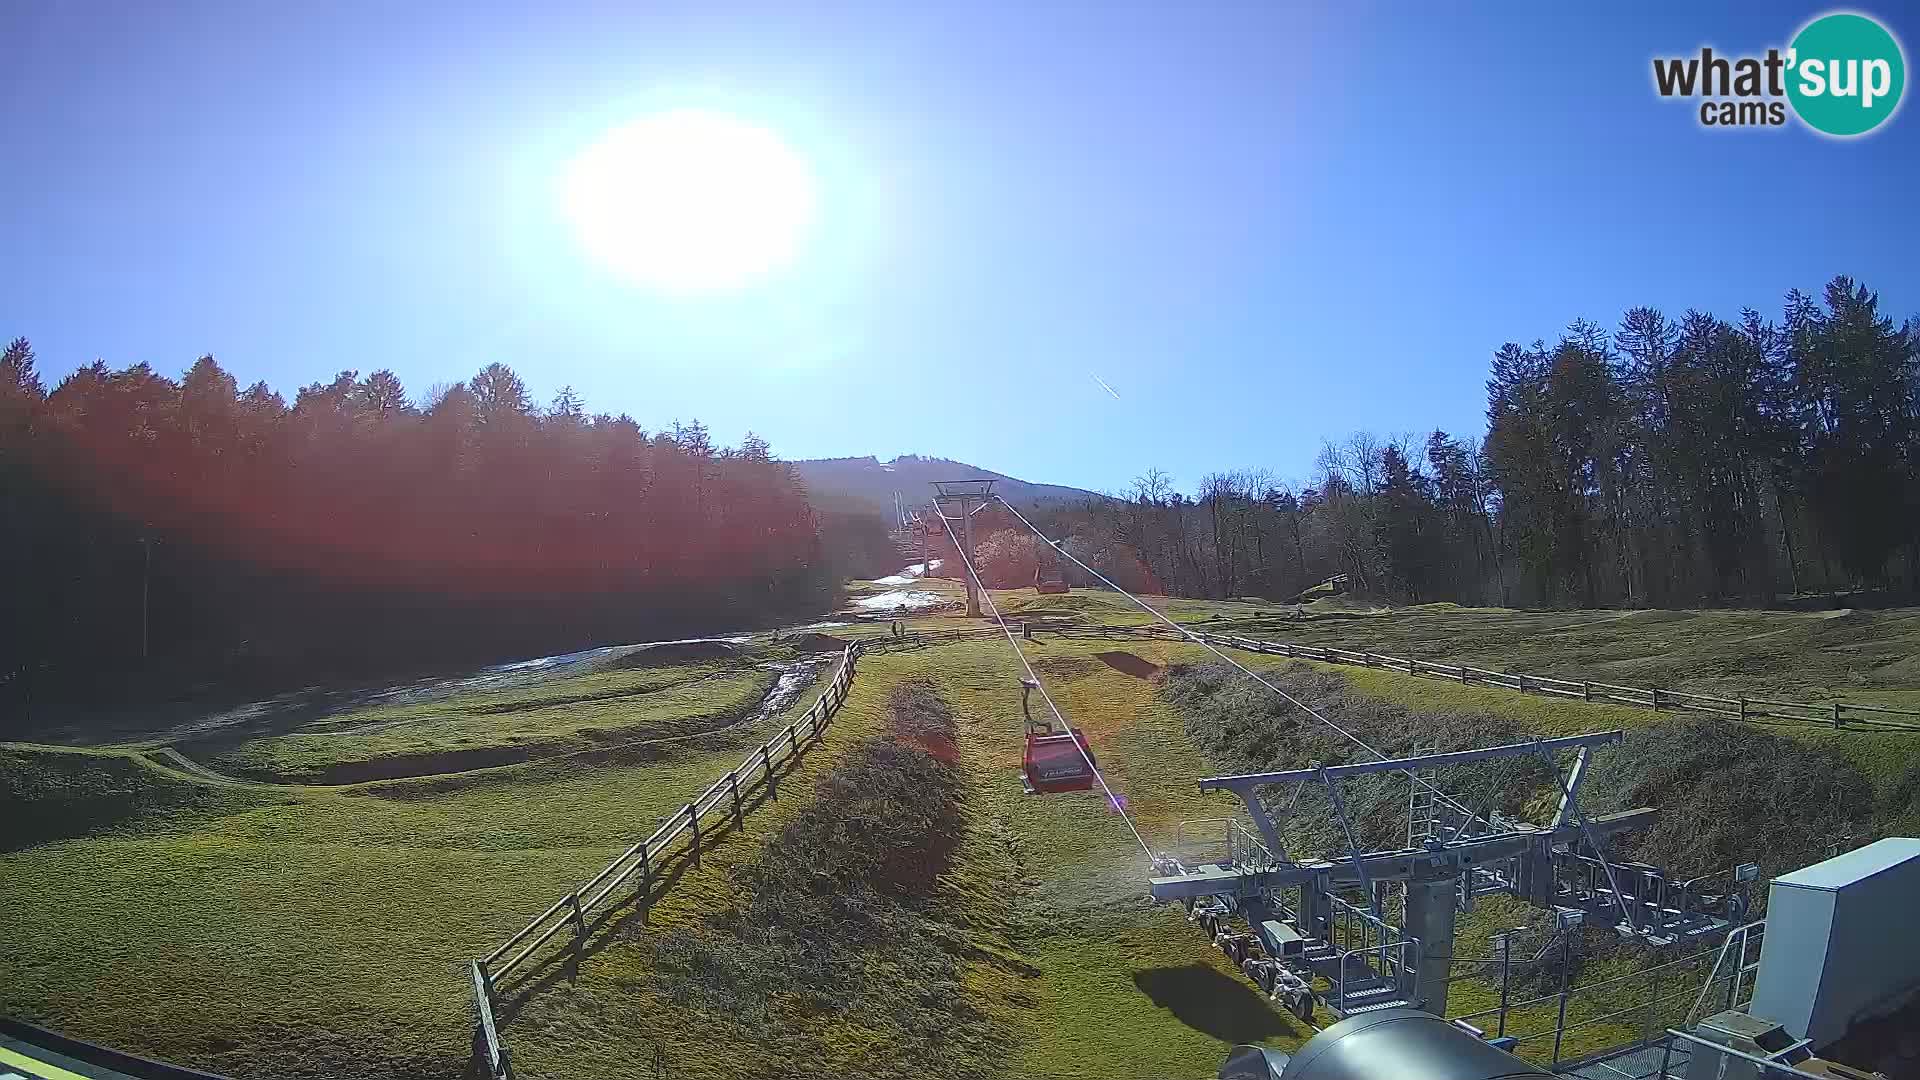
[3,1,1914,495]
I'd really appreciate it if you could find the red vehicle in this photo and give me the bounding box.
[1017,677,1097,793]
[1033,565,1069,594]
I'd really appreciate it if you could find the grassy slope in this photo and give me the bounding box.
[203,664,777,783]
[918,637,1317,1077]
[7,587,1920,1080]
[1212,603,1920,705]
[1156,656,1776,1065]
[503,636,1318,1080]
[0,678,831,1080]
[509,670,1029,1080]
[1160,631,1917,1067]
[501,650,923,1080]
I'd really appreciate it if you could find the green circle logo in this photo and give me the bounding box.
[1787,13,1906,136]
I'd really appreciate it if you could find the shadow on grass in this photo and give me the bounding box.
[1133,964,1294,1043]
[488,727,819,1014]
[1095,651,1164,680]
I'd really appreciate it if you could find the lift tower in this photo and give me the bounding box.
[931,479,996,618]
[1153,731,1758,1020]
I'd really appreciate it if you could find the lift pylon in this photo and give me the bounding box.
[930,479,996,617]
[1150,731,1755,1021]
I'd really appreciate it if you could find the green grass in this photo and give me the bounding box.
[1160,646,1915,1069]
[0,744,250,852]
[7,595,1920,1080]
[200,663,778,783]
[504,636,1319,1080]
[539,680,1016,1080]
[906,637,1320,1075]
[1208,602,1920,702]
[0,667,836,1080]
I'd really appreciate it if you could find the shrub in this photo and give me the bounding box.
[1162,662,1555,855]
[1582,719,1876,900]
[636,681,1008,1080]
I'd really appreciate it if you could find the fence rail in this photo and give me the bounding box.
[468,638,872,1078]
[1177,628,1920,733]
[460,611,1915,1075]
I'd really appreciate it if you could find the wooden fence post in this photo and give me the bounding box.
[1833,702,1843,729]
[1583,682,1592,702]
[1651,688,1662,711]
[1738,697,1747,722]
[760,745,777,800]
[729,770,743,829]
[687,803,701,869]
[1406,656,1416,675]
[471,960,505,1080]
[637,844,652,922]
[567,891,586,980]
[1459,665,1469,684]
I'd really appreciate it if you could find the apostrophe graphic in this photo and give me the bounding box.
[1786,13,1905,136]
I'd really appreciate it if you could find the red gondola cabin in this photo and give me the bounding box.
[1022,727,1097,794]
[1017,676,1098,794]
[1033,566,1069,594]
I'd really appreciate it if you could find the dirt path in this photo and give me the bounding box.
[121,663,825,791]
[142,747,305,788]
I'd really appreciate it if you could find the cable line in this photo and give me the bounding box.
[994,497,1493,828]
[932,507,1154,858]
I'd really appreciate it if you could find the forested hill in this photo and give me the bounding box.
[0,351,842,704]
[1010,276,1920,609]
[792,455,1101,518]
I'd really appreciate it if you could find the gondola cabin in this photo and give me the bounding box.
[1034,565,1069,594]
[1017,675,1097,794]
[1022,728,1097,794]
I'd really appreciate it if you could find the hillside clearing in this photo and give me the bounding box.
[5,592,1920,1079]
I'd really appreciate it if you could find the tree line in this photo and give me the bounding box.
[975,277,1918,608]
[0,346,873,705]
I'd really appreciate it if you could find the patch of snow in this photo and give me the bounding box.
[752,660,828,719]
[483,635,750,675]
[793,621,850,631]
[873,573,916,586]
[853,590,947,611]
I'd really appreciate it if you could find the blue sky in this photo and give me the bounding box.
[3,1,1913,495]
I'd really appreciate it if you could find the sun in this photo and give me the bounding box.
[560,109,816,292]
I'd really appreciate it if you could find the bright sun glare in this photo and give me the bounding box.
[561,109,816,292]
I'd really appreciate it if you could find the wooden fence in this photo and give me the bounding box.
[1180,630,1920,733]
[862,620,1920,735]
[468,639,870,1079]
[462,615,1918,1075]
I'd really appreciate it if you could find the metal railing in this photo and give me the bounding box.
[1325,893,1418,1009]
[1688,920,1765,1026]
[1648,1027,1833,1080]
[1447,945,1732,1069]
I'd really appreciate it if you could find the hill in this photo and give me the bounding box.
[7,594,1919,1078]
[792,454,1102,519]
